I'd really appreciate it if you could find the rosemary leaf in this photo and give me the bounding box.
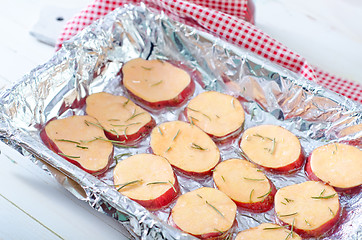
[311,193,336,199]
[284,198,294,203]
[55,139,81,145]
[189,116,199,125]
[221,175,225,182]
[123,99,130,107]
[110,122,141,127]
[263,226,285,230]
[257,188,272,199]
[328,207,335,216]
[58,153,80,159]
[278,212,298,217]
[319,189,326,197]
[243,177,265,181]
[172,129,181,141]
[110,129,119,138]
[114,153,132,163]
[165,146,172,152]
[196,194,203,199]
[126,110,145,122]
[76,145,88,149]
[305,219,311,226]
[249,189,254,203]
[116,180,142,191]
[124,127,128,140]
[141,66,152,70]
[187,107,211,121]
[158,127,163,136]
[150,80,163,87]
[108,119,120,121]
[270,138,276,154]
[191,143,208,151]
[206,200,224,218]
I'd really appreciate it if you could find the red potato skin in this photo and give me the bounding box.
[276,204,341,238]
[305,155,362,194]
[104,118,156,146]
[179,107,244,145]
[40,126,113,176]
[128,175,180,211]
[121,60,200,110]
[228,180,277,213]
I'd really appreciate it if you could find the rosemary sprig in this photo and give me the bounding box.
[243,177,265,181]
[76,145,88,149]
[278,212,298,217]
[190,143,208,151]
[249,189,254,203]
[187,107,211,121]
[311,193,336,199]
[141,66,152,70]
[263,226,285,230]
[116,179,142,191]
[206,200,225,218]
[126,110,145,122]
[58,153,80,159]
[150,80,163,87]
[257,188,272,199]
[55,139,81,145]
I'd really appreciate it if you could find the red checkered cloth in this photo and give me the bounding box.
[56,0,362,103]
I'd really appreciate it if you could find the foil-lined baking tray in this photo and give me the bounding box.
[0,3,361,239]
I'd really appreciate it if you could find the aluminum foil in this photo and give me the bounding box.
[0,3,361,240]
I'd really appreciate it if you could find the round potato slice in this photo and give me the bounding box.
[240,125,304,173]
[113,154,179,210]
[86,92,155,145]
[213,159,276,212]
[185,91,245,141]
[235,223,302,240]
[122,58,195,109]
[306,143,362,190]
[150,121,220,175]
[275,181,340,238]
[170,187,237,239]
[40,115,113,175]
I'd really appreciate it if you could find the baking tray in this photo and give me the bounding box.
[0,3,361,239]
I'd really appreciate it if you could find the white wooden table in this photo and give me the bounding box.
[0,0,361,239]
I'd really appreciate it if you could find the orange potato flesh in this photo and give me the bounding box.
[186,91,245,137]
[213,159,271,204]
[44,115,113,172]
[235,223,302,240]
[240,125,302,170]
[171,187,237,236]
[113,154,176,201]
[122,58,191,103]
[309,143,362,189]
[86,92,152,136]
[275,181,340,234]
[150,121,220,174]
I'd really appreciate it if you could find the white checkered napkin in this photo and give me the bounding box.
[56,0,362,103]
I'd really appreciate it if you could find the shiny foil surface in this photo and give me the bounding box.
[0,3,361,240]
